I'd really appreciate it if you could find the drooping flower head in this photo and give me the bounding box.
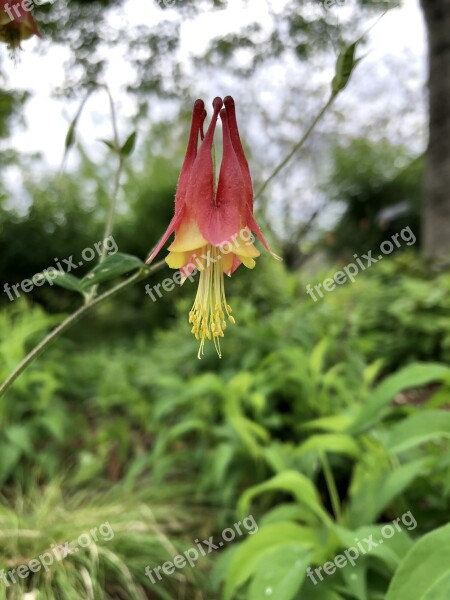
[147,96,278,358]
[0,0,41,50]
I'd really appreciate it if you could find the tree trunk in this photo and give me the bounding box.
[420,0,450,261]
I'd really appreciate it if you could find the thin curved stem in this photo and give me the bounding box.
[100,87,122,264]
[254,93,336,203]
[0,262,165,399]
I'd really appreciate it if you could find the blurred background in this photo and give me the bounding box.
[1,0,450,598]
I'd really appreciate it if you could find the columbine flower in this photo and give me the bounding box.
[147,96,278,358]
[0,1,41,50]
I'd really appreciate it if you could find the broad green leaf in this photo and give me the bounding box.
[296,434,359,458]
[351,363,450,433]
[302,414,354,433]
[338,560,367,600]
[6,425,32,454]
[224,521,316,600]
[229,415,269,457]
[386,523,450,600]
[34,271,84,294]
[80,253,146,290]
[238,470,331,525]
[260,504,314,527]
[248,543,312,600]
[301,586,345,600]
[264,442,296,473]
[347,458,428,527]
[336,524,414,572]
[387,410,450,453]
[165,419,207,443]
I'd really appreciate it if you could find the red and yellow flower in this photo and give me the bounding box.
[0,0,41,49]
[147,96,278,357]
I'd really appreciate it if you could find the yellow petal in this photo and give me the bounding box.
[221,252,234,272]
[239,255,256,269]
[232,241,261,258]
[165,251,189,269]
[168,218,208,252]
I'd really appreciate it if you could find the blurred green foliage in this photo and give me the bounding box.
[324,139,423,258]
[1,247,450,598]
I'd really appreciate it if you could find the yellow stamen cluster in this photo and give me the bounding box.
[188,245,235,359]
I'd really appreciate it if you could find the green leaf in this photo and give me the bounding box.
[65,118,77,151]
[238,470,331,525]
[100,138,119,153]
[309,338,328,376]
[80,253,146,290]
[34,271,84,294]
[296,434,359,458]
[6,425,32,454]
[351,363,450,433]
[347,458,428,527]
[224,522,316,600]
[121,131,137,157]
[336,524,414,572]
[248,543,312,600]
[386,523,450,600]
[302,414,354,433]
[338,560,367,600]
[387,410,450,453]
[332,41,360,95]
[302,588,345,600]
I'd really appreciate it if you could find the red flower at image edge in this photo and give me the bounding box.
[0,0,40,49]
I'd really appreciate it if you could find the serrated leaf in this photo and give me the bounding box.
[121,131,137,157]
[80,253,146,290]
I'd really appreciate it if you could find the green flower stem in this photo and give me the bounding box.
[320,450,341,521]
[0,262,165,399]
[87,87,124,303]
[99,86,122,264]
